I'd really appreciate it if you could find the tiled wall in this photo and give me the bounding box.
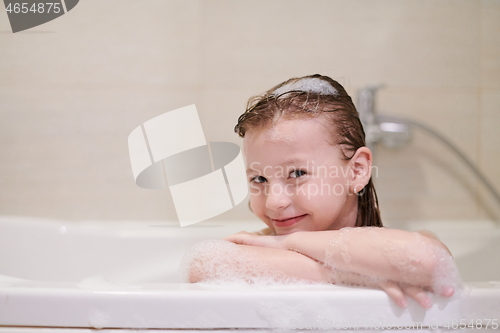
[0,0,498,225]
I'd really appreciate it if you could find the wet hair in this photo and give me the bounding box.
[234,74,383,227]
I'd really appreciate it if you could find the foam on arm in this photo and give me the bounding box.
[181,239,330,285]
[282,227,461,292]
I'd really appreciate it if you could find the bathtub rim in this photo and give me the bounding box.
[0,275,499,330]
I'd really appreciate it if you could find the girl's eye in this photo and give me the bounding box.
[290,170,306,178]
[251,175,267,184]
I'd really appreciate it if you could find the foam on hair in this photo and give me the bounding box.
[272,77,339,97]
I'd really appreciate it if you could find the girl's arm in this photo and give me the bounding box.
[187,240,441,308]
[223,228,460,307]
[188,244,332,283]
[227,228,451,286]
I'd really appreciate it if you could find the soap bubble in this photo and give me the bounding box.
[181,239,310,286]
[181,228,461,295]
[325,227,462,292]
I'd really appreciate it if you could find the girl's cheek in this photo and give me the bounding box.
[249,187,262,200]
[249,195,262,214]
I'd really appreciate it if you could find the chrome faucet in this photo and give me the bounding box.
[356,85,383,152]
[356,84,500,213]
[356,85,411,154]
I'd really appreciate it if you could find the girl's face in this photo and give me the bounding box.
[244,117,359,235]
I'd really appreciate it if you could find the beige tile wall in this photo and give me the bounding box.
[0,0,498,224]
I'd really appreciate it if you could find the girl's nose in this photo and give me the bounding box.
[265,183,292,211]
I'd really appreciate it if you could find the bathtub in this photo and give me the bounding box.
[0,216,499,332]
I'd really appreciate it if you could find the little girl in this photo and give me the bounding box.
[185,74,461,309]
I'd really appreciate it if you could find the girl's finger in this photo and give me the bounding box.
[427,285,455,298]
[224,233,286,249]
[379,280,408,308]
[223,233,255,245]
[438,286,455,297]
[402,285,433,308]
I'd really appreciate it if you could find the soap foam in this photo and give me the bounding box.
[88,309,110,329]
[181,239,308,286]
[328,227,353,265]
[370,229,461,294]
[428,242,462,295]
[324,227,461,293]
[325,228,385,288]
[326,267,385,289]
[182,229,461,295]
[272,77,339,97]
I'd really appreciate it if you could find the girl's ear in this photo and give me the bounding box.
[348,147,372,194]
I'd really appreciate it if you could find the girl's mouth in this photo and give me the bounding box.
[271,214,308,228]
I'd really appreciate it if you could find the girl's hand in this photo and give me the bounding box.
[379,281,431,308]
[224,232,286,250]
[379,281,455,309]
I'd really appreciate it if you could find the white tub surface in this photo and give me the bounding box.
[1,216,499,330]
